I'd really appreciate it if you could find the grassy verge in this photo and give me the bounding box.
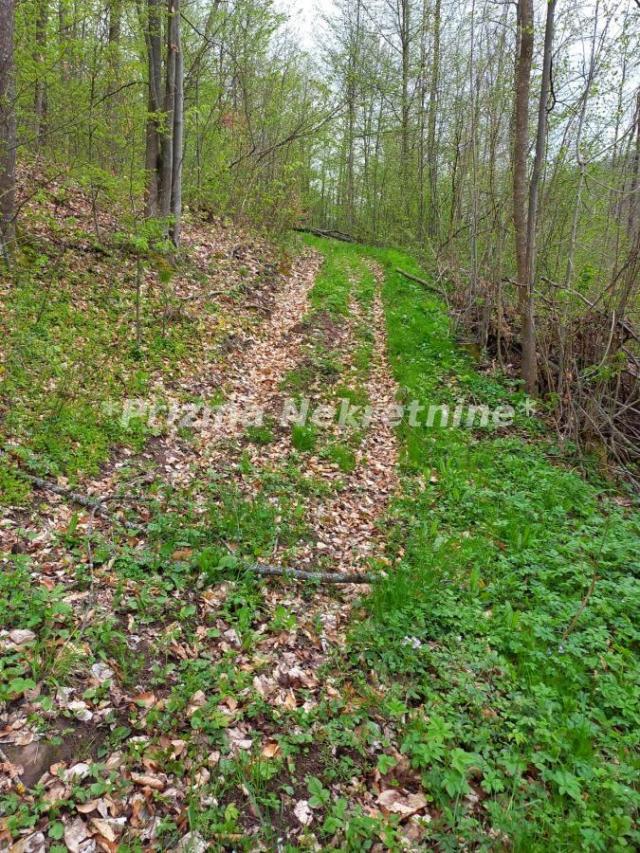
[336,246,640,849]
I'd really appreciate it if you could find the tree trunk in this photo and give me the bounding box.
[344,0,360,232]
[144,0,163,217]
[0,0,16,257]
[159,0,178,218]
[170,1,183,245]
[468,0,479,299]
[426,0,440,240]
[512,0,534,393]
[400,0,410,216]
[522,0,556,395]
[108,0,122,46]
[34,0,48,146]
[417,0,427,242]
[626,90,640,244]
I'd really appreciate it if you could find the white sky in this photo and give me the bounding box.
[275,0,336,51]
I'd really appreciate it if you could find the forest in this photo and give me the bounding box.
[1,0,640,850]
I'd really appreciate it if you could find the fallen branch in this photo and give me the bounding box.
[245,562,376,584]
[13,468,141,531]
[395,268,448,298]
[541,276,640,344]
[293,226,357,244]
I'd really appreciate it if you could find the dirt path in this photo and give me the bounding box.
[297,273,399,573]
[0,251,402,851]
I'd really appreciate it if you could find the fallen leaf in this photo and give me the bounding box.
[90,818,126,842]
[261,741,280,758]
[64,763,91,782]
[130,772,166,790]
[227,728,252,751]
[132,692,157,708]
[64,818,89,853]
[10,831,46,853]
[170,739,187,758]
[377,789,427,818]
[8,630,36,646]
[91,663,114,683]
[75,800,99,814]
[293,799,313,826]
[176,831,208,852]
[68,701,93,722]
[186,690,207,715]
[283,689,297,710]
[104,751,123,771]
[171,548,193,561]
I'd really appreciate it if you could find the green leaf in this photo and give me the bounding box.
[49,822,65,841]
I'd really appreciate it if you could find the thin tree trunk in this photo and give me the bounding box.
[144,0,163,217]
[0,0,16,257]
[108,0,122,47]
[400,0,410,218]
[512,0,534,393]
[563,1,600,292]
[417,0,427,243]
[34,0,49,146]
[170,1,183,245]
[522,0,556,394]
[159,0,178,218]
[344,0,360,232]
[468,0,479,300]
[626,90,640,243]
[426,0,440,241]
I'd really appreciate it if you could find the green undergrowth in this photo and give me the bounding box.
[303,238,640,850]
[0,208,224,500]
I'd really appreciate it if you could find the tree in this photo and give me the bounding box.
[512,0,535,393]
[0,0,16,259]
[426,0,441,240]
[142,0,183,244]
[34,0,48,145]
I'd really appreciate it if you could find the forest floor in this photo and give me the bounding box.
[1,185,640,851]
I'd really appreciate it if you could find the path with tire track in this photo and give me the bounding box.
[0,246,404,851]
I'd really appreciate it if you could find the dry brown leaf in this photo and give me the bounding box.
[188,689,206,706]
[64,818,89,853]
[130,772,166,790]
[283,690,297,710]
[90,818,126,842]
[171,548,193,561]
[293,799,313,826]
[75,799,100,814]
[132,691,157,709]
[377,789,427,818]
[261,741,280,758]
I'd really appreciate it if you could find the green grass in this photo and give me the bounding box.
[291,423,317,452]
[0,212,221,498]
[244,422,275,445]
[307,243,354,316]
[314,243,640,851]
[321,441,357,472]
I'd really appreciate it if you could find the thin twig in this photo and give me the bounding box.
[11,467,141,531]
[245,563,376,584]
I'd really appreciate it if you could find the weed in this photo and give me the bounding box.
[291,424,317,452]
